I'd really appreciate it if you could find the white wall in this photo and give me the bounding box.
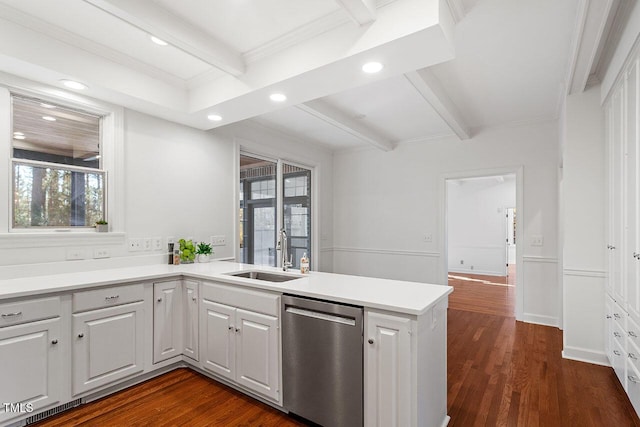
[561,84,606,365]
[332,120,560,326]
[447,176,515,276]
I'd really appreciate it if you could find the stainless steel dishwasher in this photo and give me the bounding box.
[282,294,363,427]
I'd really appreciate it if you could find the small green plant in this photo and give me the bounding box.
[95,219,108,225]
[196,242,213,255]
[179,239,196,263]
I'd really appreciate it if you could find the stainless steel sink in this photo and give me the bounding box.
[227,270,301,282]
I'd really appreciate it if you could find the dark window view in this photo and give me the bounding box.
[283,163,311,269]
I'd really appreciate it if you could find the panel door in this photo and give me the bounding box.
[153,280,183,363]
[627,59,640,323]
[73,302,144,395]
[235,309,279,402]
[611,83,626,304]
[201,300,235,381]
[183,280,199,361]
[365,311,412,427]
[0,318,62,423]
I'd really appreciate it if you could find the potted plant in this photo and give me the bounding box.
[95,219,108,232]
[196,242,213,263]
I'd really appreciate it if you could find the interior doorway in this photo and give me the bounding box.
[445,173,517,317]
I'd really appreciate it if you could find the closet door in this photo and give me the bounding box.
[610,83,626,304]
[627,58,640,323]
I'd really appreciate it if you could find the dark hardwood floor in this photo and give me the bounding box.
[34,268,640,426]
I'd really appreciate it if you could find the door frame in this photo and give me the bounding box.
[440,166,523,320]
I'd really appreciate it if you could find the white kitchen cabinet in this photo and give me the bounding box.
[153,280,183,363]
[626,58,640,324]
[183,279,199,361]
[0,317,62,424]
[73,301,145,395]
[364,310,411,427]
[200,282,280,402]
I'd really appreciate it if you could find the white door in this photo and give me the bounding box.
[627,59,640,323]
[153,280,183,363]
[0,318,62,423]
[183,280,199,361]
[201,300,235,381]
[73,302,144,395]
[611,83,626,303]
[364,311,412,427]
[235,309,279,401]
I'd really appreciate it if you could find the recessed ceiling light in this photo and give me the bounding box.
[150,35,168,46]
[362,62,384,74]
[42,116,56,122]
[13,131,24,136]
[269,93,287,102]
[60,80,88,90]
[40,103,56,109]
[207,114,222,122]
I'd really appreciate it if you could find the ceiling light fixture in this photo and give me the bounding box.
[207,114,222,122]
[150,35,168,46]
[362,62,384,74]
[60,79,88,90]
[269,93,287,102]
[42,116,56,122]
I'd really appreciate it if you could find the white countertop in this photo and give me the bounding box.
[0,261,452,316]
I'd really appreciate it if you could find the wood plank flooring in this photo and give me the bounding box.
[34,269,640,426]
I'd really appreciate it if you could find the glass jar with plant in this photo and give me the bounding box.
[196,242,213,263]
[178,239,196,263]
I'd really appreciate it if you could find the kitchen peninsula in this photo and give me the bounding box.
[0,261,451,427]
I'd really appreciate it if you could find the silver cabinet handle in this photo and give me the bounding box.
[606,315,612,319]
[235,328,240,333]
[368,338,374,345]
[157,298,162,302]
[630,331,638,338]
[1,311,22,318]
[51,339,58,345]
[630,353,638,360]
[78,333,84,338]
[614,313,622,319]
[192,297,197,302]
[614,350,622,356]
[228,326,234,331]
[614,332,622,338]
[105,295,119,301]
[630,375,639,383]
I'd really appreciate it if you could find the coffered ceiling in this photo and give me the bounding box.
[0,0,625,151]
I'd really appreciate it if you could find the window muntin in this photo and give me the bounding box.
[11,95,105,229]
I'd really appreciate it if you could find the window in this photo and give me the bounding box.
[239,154,312,269]
[11,95,105,229]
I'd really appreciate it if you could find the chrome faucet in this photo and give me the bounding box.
[279,228,293,271]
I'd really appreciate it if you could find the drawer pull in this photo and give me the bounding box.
[51,339,58,345]
[614,332,622,338]
[1,311,23,318]
[192,297,197,302]
[105,295,120,301]
[228,326,234,331]
[606,315,612,319]
[157,298,163,302]
[630,353,638,360]
[614,313,622,319]
[78,333,84,338]
[235,328,240,333]
[630,331,638,338]
[629,375,639,384]
[614,350,622,356]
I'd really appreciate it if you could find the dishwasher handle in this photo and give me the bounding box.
[285,306,356,326]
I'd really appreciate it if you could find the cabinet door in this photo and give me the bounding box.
[627,59,640,322]
[365,311,412,427]
[153,280,183,363]
[610,83,626,304]
[73,302,144,395]
[201,300,235,381]
[0,318,62,423]
[183,280,199,361]
[235,309,279,402]
[606,295,614,364]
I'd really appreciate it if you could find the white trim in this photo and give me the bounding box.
[332,246,440,257]
[445,0,465,24]
[563,268,606,278]
[522,256,559,264]
[521,313,559,327]
[0,232,126,249]
[562,347,610,366]
[448,268,507,277]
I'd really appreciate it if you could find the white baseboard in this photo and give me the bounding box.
[448,268,505,277]
[562,347,610,367]
[520,313,559,327]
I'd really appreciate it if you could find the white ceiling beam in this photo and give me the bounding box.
[445,0,466,24]
[83,0,245,76]
[404,69,471,140]
[334,0,377,25]
[296,100,394,151]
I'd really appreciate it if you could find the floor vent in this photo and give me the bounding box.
[25,399,83,425]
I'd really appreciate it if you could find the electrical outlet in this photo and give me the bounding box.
[66,248,86,260]
[143,238,152,251]
[128,238,142,252]
[424,233,433,243]
[211,235,226,246]
[531,235,544,246]
[152,237,162,251]
[93,248,110,259]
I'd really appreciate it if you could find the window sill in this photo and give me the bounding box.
[0,232,126,249]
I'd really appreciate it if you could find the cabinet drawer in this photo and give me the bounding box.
[613,301,627,330]
[0,297,60,327]
[614,319,627,348]
[628,360,640,414]
[202,282,280,316]
[73,283,144,313]
[629,316,640,350]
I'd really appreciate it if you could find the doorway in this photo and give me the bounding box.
[444,172,518,317]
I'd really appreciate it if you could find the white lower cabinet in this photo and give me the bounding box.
[183,280,199,361]
[364,310,411,427]
[200,282,280,403]
[153,280,183,363]
[73,300,145,395]
[0,316,62,424]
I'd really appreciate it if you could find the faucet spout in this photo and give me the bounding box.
[280,228,292,271]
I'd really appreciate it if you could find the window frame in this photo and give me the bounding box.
[0,76,125,248]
